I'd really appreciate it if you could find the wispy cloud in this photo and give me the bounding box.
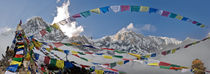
[139,24,157,32]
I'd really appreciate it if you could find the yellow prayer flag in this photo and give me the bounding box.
[171,49,176,54]
[128,53,141,59]
[18,45,24,49]
[10,61,22,66]
[200,24,205,28]
[52,23,60,30]
[71,42,80,46]
[29,44,34,50]
[148,63,159,66]
[46,48,51,52]
[176,15,183,20]
[56,60,64,69]
[95,70,104,74]
[90,8,100,14]
[117,61,123,65]
[25,53,31,61]
[71,51,78,55]
[145,55,151,58]
[140,6,149,12]
[103,55,112,59]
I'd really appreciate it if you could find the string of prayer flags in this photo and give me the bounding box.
[100,6,109,13]
[81,11,91,18]
[120,5,130,12]
[90,8,101,14]
[140,6,149,12]
[110,5,120,13]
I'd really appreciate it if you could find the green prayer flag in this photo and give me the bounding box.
[160,66,170,69]
[50,59,57,66]
[80,11,91,18]
[46,27,52,33]
[110,62,117,68]
[13,58,23,62]
[78,52,85,55]
[114,50,126,53]
[62,43,73,46]
[113,55,123,58]
[131,6,140,12]
[170,64,180,67]
[80,57,88,61]
[169,13,177,18]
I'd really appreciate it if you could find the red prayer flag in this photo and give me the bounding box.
[53,42,64,48]
[73,54,80,58]
[72,14,81,18]
[80,64,90,68]
[105,67,118,72]
[121,5,130,12]
[103,64,110,67]
[192,21,198,24]
[15,54,24,58]
[40,29,47,37]
[169,67,182,70]
[161,51,167,56]
[85,52,93,54]
[159,61,171,66]
[101,48,115,50]
[161,11,170,17]
[122,58,133,61]
[44,56,50,65]
[17,42,24,45]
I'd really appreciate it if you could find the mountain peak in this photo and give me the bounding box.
[117,23,135,34]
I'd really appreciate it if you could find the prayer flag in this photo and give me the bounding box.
[181,17,188,21]
[145,54,151,58]
[80,57,89,61]
[169,13,177,18]
[120,5,130,12]
[166,50,171,54]
[64,61,74,68]
[110,5,120,13]
[71,50,78,55]
[113,55,123,58]
[6,64,19,72]
[161,11,170,17]
[52,23,60,30]
[128,53,140,59]
[131,6,140,12]
[80,64,90,68]
[124,60,129,64]
[80,11,91,18]
[160,66,170,69]
[90,8,101,14]
[110,62,117,68]
[16,50,24,54]
[100,6,109,13]
[196,23,202,26]
[46,27,52,32]
[140,6,149,12]
[151,53,156,57]
[95,70,104,74]
[171,49,176,54]
[56,60,64,69]
[10,61,22,66]
[170,64,181,67]
[103,55,113,59]
[176,15,183,20]
[34,53,40,60]
[192,21,198,24]
[159,61,171,66]
[53,42,64,48]
[44,56,50,65]
[13,58,23,62]
[117,61,123,65]
[148,63,159,66]
[15,54,24,58]
[62,43,72,46]
[40,29,47,37]
[200,24,205,28]
[102,48,115,50]
[50,58,57,66]
[72,14,81,18]
[149,8,158,13]
[64,50,70,55]
[161,51,167,56]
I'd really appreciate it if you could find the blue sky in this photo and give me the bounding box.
[0,0,210,40]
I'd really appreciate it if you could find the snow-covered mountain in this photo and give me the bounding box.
[69,23,182,54]
[22,17,66,42]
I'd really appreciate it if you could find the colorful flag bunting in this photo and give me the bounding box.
[140,6,149,12]
[131,6,140,12]
[100,6,109,13]
[80,11,91,18]
[110,5,120,13]
[161,11,170,17]
[90,8,101,14]
[120,5,130,12]
[72,14,81,18]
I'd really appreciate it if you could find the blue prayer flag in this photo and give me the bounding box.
[34,53,40,60]
[64,61,74,68]
[124,60,129,64]
[149,8,158,13]
[6,64,19,72]
[64,50,70,55]
[181,17,189,21]
[151,53,157,57]
[100,6,109,13]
